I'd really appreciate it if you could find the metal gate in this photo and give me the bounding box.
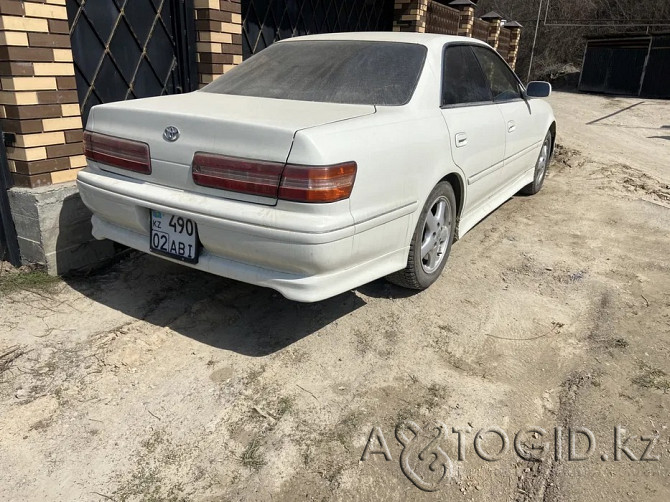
[579,37,651,96]
[66,0,197,124]
[242,0,394,59]
[640,35,670,99]
[0,128,21,267]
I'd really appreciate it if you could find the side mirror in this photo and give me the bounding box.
[526,81,552,98]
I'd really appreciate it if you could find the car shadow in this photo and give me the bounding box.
[65,252,365,357]
[354,195,521,300]
[356,278,422,300]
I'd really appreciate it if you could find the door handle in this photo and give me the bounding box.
[507,121,517,133]
[455,132,468,148]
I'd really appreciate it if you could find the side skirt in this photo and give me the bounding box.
[457,167,535,239]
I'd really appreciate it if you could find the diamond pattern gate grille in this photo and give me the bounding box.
[66,0,197,124]
[242,0,394,59]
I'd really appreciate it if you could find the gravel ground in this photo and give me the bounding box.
[1,91,669,502]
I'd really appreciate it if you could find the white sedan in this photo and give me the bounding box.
[77,32,556,302]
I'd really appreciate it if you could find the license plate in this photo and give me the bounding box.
[150,210,199,263]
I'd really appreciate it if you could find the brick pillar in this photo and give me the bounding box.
[194,0,243,88]
[393,0,429,33]
[481,12,503,49]
[0,0,85,188]
[505,22,523,70]
[449,0,476,37]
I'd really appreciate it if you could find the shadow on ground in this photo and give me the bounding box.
[357,279,421,299]
[65,252,366,357]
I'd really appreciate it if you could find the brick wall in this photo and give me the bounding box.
[505,24,522,70]
[426,2,460,35]
[393,0,430,33]
[0,0,84,188]
[423,1,522,68]
[451,1,476,37]
[194,0,242,88]
[486,18,502,50]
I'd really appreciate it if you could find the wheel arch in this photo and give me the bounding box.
[549,121,557,156]
[438,171,465,239]
[438,172,464,217]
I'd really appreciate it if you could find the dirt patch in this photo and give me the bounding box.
[1,92,670,501]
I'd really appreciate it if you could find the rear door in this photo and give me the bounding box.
[439,45,507,215]
[471,46,540,183]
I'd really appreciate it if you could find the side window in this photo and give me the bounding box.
[441,45,492,106]
[472,47,522,103]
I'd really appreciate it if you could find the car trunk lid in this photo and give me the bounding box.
[86,92,375,205]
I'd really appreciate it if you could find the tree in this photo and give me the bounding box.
[475,0,670,80]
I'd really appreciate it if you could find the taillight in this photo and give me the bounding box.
[84,131,151,174]
[192,153,284,197]
[278,162,357,203]
[190,153,357,203]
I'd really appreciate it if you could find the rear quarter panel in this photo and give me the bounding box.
[288,106,462,258]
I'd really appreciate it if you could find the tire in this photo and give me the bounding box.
[387,182,457,290]
[521,130,552,195]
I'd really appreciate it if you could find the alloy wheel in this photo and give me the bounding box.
[421,196,452,274]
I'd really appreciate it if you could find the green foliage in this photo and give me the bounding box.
[0,267,61,295]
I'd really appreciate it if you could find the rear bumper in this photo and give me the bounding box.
[76,166,410,302]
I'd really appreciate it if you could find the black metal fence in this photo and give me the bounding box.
[0,127,20,267]
[66,0,197,125]
[242,0,394,59]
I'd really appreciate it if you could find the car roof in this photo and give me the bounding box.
[279,32,490,51]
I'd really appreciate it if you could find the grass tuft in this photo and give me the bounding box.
[0,266,61,295]
[276,396,294,418]
[633,362,670,393]
[240,436,266,469]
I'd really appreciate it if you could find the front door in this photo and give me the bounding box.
[440,45,507,215]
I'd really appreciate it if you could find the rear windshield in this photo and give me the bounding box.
[202,40,427,106]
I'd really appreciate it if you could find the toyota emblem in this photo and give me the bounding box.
[163,126,180,142]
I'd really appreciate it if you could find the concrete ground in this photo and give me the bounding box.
[1,91,669,502]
